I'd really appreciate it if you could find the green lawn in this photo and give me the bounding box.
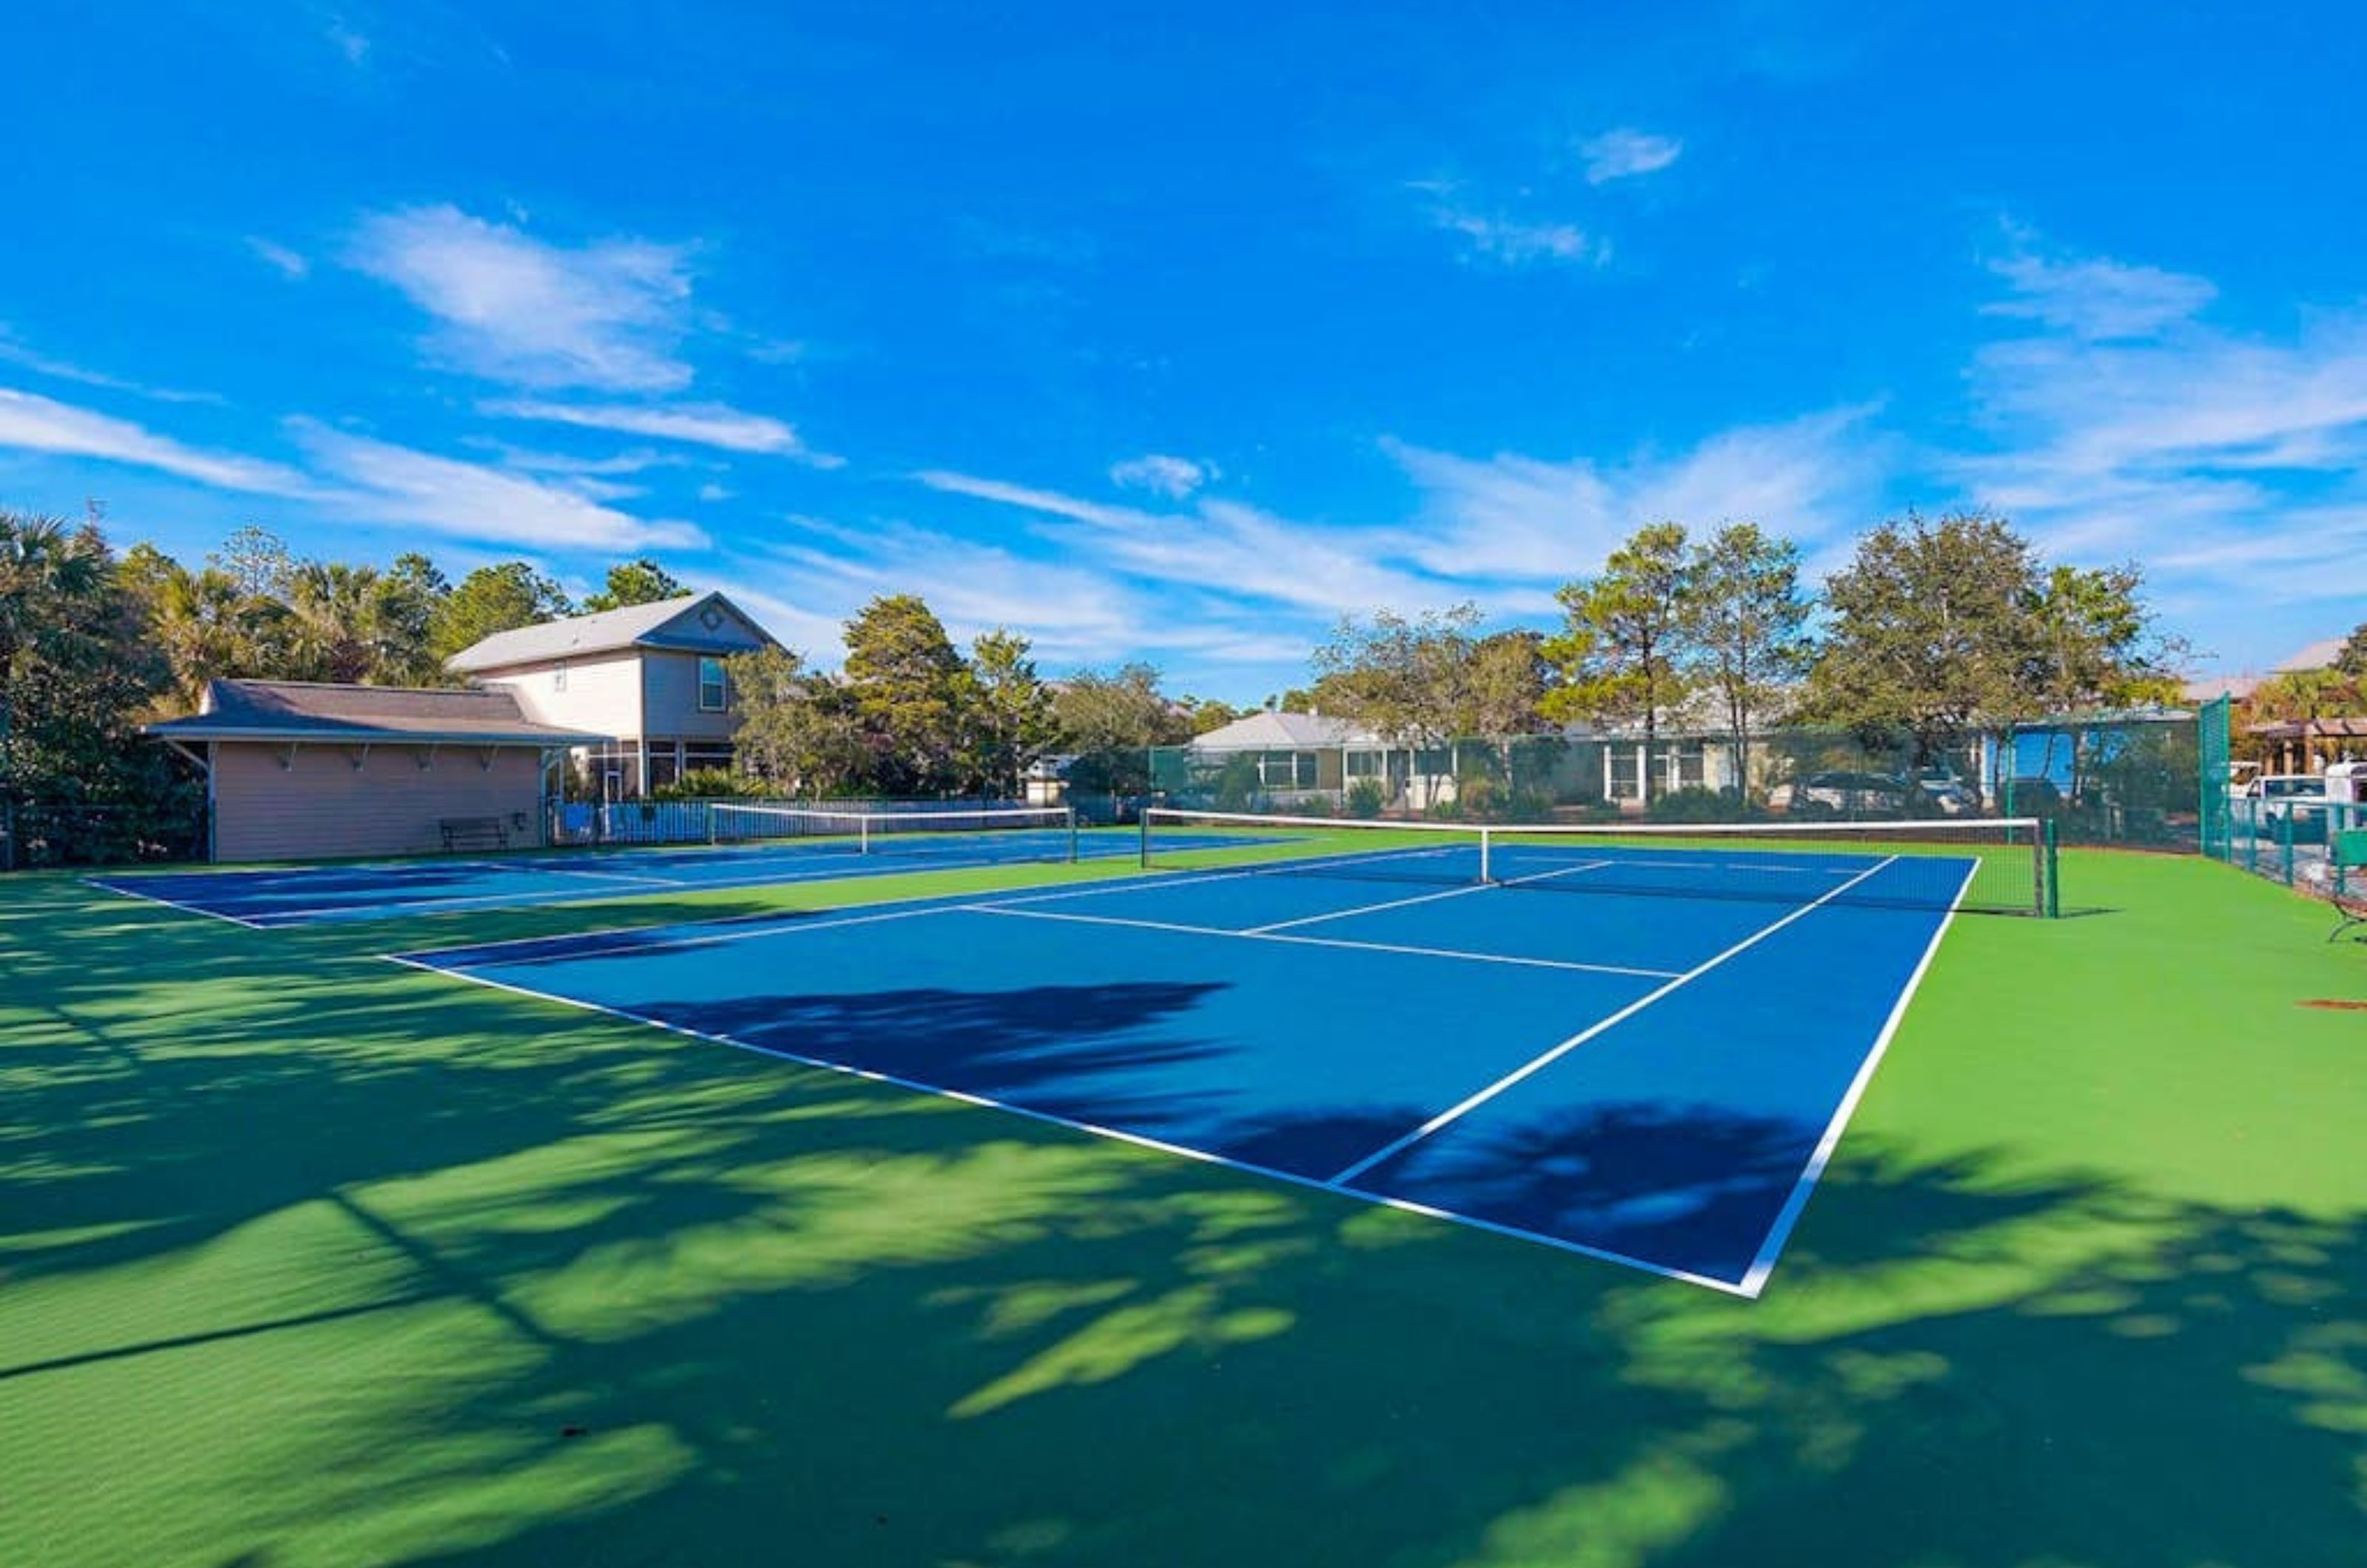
[2,852,2362,1567]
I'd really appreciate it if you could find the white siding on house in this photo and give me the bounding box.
[213,743,546,862]
[481,652,644,737]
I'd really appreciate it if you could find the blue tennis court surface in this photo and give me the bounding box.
[393,842,1976,1294]
[87,826,1190,927]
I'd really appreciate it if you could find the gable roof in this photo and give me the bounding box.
[445,591,777,675]
[1189,711,1384,750]
[146,680,604,746]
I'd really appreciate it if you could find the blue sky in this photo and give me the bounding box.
[3,1,2363,700]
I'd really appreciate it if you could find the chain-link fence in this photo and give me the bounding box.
[1147,712,2206,851]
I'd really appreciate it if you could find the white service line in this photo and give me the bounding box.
[1325,854,1904,1188]
[82,877,269,930]
[401,899,972,968]
[1732,858,1979,1298]
[382,950,1750,1294]
[962,902,1681,980]
[1242,858,1613,935]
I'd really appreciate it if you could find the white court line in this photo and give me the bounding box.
[981,843,1469,913]
[1732,858,1980,1298]
[248,847,1056,926]
[82,877,268,930]
[387,842,1469,966]
[381,950,1749,1294]
[1243,858,1613,935]
[513,864,681,887]
[1325,854,1904,1189]
[399,900,973,968]
[962,902,1681,980]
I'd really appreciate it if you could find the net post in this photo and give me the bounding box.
[1479,825,1492,885]
[1066,805,1079,864]
[2042,817,2059,919]
[1138,807,1151,869]
[860,814,872,856]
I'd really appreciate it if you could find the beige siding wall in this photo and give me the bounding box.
[213,743,546,862]
[641,651,741,741]
[482,653,642,737]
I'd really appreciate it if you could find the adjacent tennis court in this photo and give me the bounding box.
[87,807,1203,927]
[388,816,1996,1293]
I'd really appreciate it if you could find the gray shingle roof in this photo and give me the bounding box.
[1189,711,1383,749]
[146,680,604,746]
[444,592,775,674]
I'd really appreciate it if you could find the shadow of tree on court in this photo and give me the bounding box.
[3,876,2365,1568]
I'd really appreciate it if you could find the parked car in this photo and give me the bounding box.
[1770,770,1919,818]
[1909,765,1977,816]
[2240,774,2332,843]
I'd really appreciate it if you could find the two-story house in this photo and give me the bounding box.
[447,592,779,799]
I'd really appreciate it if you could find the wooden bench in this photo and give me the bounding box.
[2331,828,2367,943]
[439,816,510,853]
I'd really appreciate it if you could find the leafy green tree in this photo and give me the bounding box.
[1681,522,1811,794]
[583,558,687,612]
[1311,604,1487,747]
[1544,522,1693,806]
[1054,663,1191,754]
[1459,629,1553,736]
[843,594,968,794]
[428,562,573,662]
[2024,562,2184,713]
[1181,697,1250,735]
[2331,622,2367,680]
[1804,511,2039,777]
[726,645,871,796]
[380,553,450,683]
[0,512,189,864]
[1055,663,1190,794]
[206,524,298,601]
[962,629,1056,797]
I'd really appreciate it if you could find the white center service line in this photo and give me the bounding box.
[1324,854,1903,1189]
[961,902,1680,980]
[1241,858,1613,935]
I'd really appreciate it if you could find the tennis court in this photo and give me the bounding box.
[387,815,2012,1293]
[87,808,1217,927]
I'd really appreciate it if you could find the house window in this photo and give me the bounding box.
[698,656,728,712]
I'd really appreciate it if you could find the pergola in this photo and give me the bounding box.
[2249,715,2367,774]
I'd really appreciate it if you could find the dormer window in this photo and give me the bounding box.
[698,656,727,712]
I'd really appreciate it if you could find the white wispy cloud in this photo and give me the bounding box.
[0,386,311,493]
[349,205,698,393]
[1955,237,2367,616]
[1580,129,1684,185]
[1109,453,1214,499]
[1982,251,2218,341]
[483,397,839,463]
[246,237,311,280]
[1383,406,1888,582]
[1429,209,1606,268]
[697,482,736,502]
[0,332,218,405]
[291,421,707,552]
[737,516,1304,669]
[916,470,1456,620]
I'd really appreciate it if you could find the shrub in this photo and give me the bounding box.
[1345,777,1386,819]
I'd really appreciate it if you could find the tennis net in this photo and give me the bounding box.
[1140,807,2057,916]
[712,803,1079,863]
